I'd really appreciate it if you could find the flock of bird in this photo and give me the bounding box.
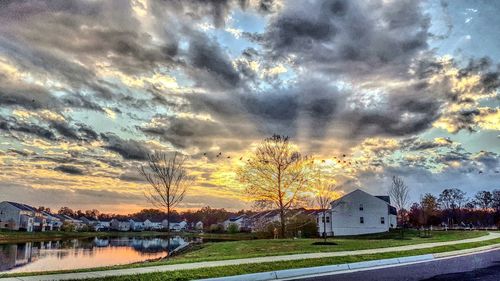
[201,151,498,174]
[202,151,361,168]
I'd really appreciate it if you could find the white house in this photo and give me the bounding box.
[194,221,203,231]
[144,219,163,230]
[110,219,131,231]
[318,189,397,236]
[162,220,187,231]
[42,211,62,231]
[129,219,145,231]
[0,201,36,232]
[223,215,248,231]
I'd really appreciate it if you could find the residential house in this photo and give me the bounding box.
[195,221,204,231]
[162,219,187,231]
[223,214,249,231]
[144,219,163,230]
[129,219,145,231]
[318,189,398,236]
[42,211,62,231]
[110,219,131,231]
[59,215,85,230]
[0,201,36,232]
[95,220,111,231]
[247,210,281,232]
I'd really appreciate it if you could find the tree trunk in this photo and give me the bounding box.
[167,206,171,259]
[279,209,286,238]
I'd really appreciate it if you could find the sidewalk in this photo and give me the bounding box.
[2,232,499,281]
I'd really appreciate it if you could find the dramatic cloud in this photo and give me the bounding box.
[0,0,497,212]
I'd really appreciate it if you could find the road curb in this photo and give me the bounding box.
[196,254,435,281]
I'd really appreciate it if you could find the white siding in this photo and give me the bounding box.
[319,190,394,236]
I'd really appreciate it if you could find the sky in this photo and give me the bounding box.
[0,0,498,214]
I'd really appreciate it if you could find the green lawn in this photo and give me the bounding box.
[177,230,485,262]
[0,230,488,278]
[74,237,500,281]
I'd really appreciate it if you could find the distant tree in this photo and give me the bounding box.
[474,191,493,210]
[139,151,194,256]
[389,176,410,226]
[238,135,313,238]
[438,188,466,225]
[85,209,100,219]
[420,193,439,226]
[58,207,75,217]
[37,206,51,213]
[492,190,500,212]
[313,167,340,241]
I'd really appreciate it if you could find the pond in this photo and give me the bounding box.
[0,236,197,273]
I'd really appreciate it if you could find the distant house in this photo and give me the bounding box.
[59,215,85,230]
[95,220,111,231]
[195,221,203,231]
[129,219,145,231]
[223,215,248,231]
[247,210,280,232]
[0,201,37,232]
[162,219,187,231]
[110,219,131,231]
[318,189,397,236]
[144,219,163,230]
[42,211,62,231]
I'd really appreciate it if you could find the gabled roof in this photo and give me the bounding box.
[375,196,391,204]
[228,214,246,221]
[5,201,37,212]
[331,189,392,205]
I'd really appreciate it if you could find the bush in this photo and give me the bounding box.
[60,221,76,232]
[227,223,239,234]
[209,224,224,233]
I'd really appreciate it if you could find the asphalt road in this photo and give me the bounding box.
[291,249,500,281]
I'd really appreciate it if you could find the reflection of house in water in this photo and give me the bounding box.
[0,243,35,271]
[130,237,186,253]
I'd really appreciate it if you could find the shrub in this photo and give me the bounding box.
[227,223,239,234]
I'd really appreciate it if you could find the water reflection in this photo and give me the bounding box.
[0,236,192,273]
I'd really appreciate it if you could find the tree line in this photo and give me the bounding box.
[408,188,500,228]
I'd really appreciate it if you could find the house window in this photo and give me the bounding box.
[326,216,330,223]
[359,204,364,211]
[381,217,385,224]
[321,217,324,223]
[360,217,364,224]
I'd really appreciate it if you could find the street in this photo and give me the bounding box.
[291,249,500,281]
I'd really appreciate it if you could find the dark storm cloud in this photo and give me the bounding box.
[347,95,442,138]
[0,116,57,141]
[139,115,239,150]
[261,0,429,77]
[187,33,242,89]
[100,133,151,160]
[54,165,85,175]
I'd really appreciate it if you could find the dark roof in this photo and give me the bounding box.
[375,196,391,204]
[6,201,37,212]
[229,215,246,221]
[389,205,397,215]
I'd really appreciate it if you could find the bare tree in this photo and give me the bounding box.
[138,151,194,256]
[238,135,313,238]
[389,176,410,226]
